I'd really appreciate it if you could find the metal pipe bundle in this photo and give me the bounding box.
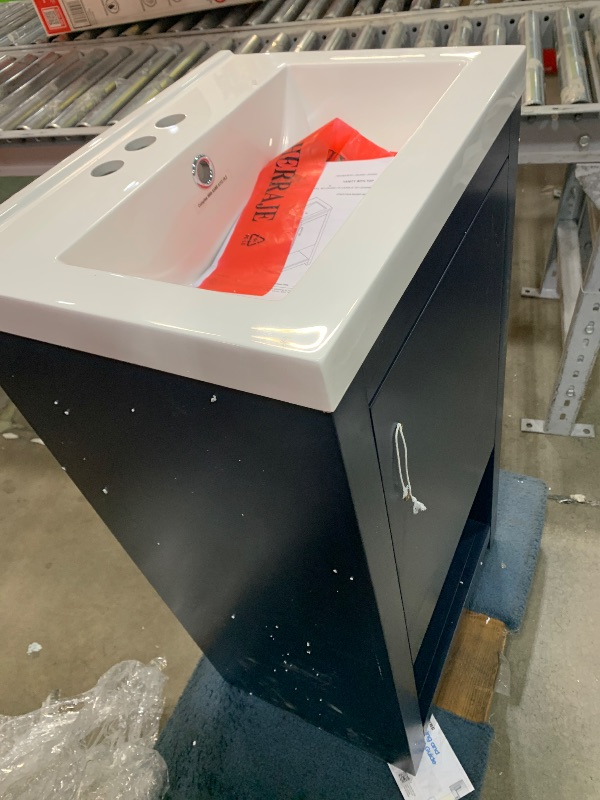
[353,0,379,15]
[20,47,131,130]
[482,14,506,46]
[292,30,320,50]
[0,52,79,122]
[556,7,592,104]
[519,11,545,105]
[246,0,285,26]
[589,6,600,64]
[380,0,403,12]
[447,18,473,47]
[324,0,355,19]
[78,46,180,127]
[0,54,39,89]
[353,24,377,48]
[0,51,107,131]
[50,46,156,128]
[236,34,263,53]
[322,27,348,49]
[415,19,439,48]
[383,21,407,48]
[110,41,209,122]
[298,0,332,21]
[262,31,293,51]
[271,0,310,23]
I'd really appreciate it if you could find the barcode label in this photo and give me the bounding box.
[41,7,65,29]
[64,0,90,27]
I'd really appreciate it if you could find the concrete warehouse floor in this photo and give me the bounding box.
[0,166,599,799]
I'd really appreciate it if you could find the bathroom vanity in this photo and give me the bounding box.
[0,48,524,773]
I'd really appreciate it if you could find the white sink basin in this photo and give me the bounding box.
[0,48,524,411]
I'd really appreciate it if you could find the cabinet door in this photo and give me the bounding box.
[370,164,508,661]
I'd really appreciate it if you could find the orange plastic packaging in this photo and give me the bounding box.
[200,118,396,297]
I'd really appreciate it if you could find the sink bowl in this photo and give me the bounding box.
[0,48,523,411]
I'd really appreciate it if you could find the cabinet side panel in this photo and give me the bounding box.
[0,336,408,763]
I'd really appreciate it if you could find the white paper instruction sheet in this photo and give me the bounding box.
[389,716,474,800]
[197,157,393,298]
[269,157,393,297]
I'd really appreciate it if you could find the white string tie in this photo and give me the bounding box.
[394,423,427,515]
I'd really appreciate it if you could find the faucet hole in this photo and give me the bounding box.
[91,160,124,177]
[125,135,156,151]
[155,113,186,128]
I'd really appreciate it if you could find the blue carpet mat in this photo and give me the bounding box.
[157,470,546,799]
[467,471,547,631]
[157,658,493,800]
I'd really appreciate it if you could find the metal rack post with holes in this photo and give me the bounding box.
[521,163,600,438]
[2,1,600,171]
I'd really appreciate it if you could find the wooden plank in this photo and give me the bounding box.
[434,610,508,723]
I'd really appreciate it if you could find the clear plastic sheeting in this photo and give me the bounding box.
[0,660,169,800]
[494,652,511,697]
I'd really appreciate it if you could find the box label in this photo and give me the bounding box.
[33,0,254,34]
[389,716,474,800]
[32,0,71,34]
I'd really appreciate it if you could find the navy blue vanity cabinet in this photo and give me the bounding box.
[0,109,519,774]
